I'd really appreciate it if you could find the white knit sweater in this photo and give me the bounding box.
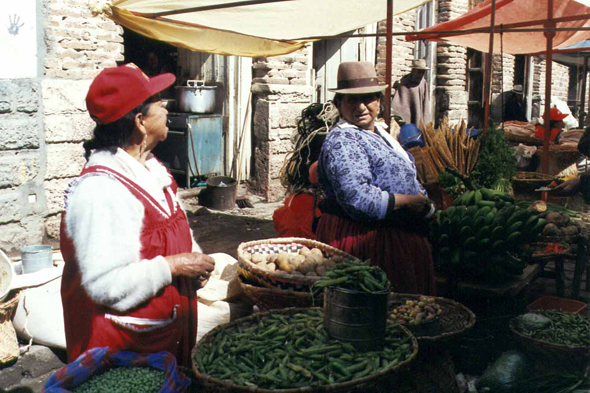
[64,148,202,312]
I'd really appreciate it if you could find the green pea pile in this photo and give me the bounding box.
[194,309,415,390]
[73,366,165,393]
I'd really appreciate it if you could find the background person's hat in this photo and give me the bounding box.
[86,63,175,125]
[410,58,429,70]
[542,107,568,122]
[512,84,524,94]
[328,62,388,94]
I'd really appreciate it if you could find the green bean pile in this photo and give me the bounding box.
[194,309,414,390]
[313,259,389,293]
[73,366,165,393]
[514,310,590,346]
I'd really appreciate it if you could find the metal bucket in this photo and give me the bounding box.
[199,176,237,211]
[20,245,53,274]
[323,286,389,351]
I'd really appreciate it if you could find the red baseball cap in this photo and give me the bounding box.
[86,63,175,125]
[542,107,568,122]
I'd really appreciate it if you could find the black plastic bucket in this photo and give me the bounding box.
[323,286,389,351]
[199,176,237,210]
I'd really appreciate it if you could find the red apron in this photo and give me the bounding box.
[60,165,197,367]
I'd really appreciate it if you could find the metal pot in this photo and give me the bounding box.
[175,80,217,113]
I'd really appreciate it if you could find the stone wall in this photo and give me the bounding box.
[0,80,46,253]
[375,12,417,87]
[250,47,313,202]
[435,0,469,124]
[0,0,123,254]
[490,54,516,121]
[42,0,124,242]
[531,57,571,122]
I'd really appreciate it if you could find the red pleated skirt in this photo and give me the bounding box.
[315,213,436,296]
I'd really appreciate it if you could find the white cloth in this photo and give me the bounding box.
[63,148,202,312]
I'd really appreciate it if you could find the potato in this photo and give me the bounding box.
[542,223,562,237]
[289,255,304,270]
[299,246,311,257]
[267,254,278,264]
[330,255,342,264]
[546,212,568,227]
[562,225,579,237]
[251,253,265,264]
[242,252,252,262]
[310,248,324,258]
[324,260,336,269]
[297,261,316,274]
[315,265,327,276]
[278,258,293,273]
[305,254,323,265]
[266,263,276,272]
[276,252,290,268]
[291,271,304,276]
[306,271,318,277]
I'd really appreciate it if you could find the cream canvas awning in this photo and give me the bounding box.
[103,0,431,56]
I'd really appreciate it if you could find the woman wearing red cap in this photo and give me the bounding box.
[60,63,215,367]
[534,107,568,143]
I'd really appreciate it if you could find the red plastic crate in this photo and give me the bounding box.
[527,296,587,314]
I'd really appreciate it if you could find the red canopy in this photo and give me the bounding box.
[405,0,590,54]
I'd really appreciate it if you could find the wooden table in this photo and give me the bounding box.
[436,263,543,298]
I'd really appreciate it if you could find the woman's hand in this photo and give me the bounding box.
[165,252,215,285]
[549,176,581,197]
[394,194,434,219]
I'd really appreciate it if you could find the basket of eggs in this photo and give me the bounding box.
[237,238,359,310]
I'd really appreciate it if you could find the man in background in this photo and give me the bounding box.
[504,84,528,122]
[391,58,432,128]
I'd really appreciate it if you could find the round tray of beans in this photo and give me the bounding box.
[191,307,418,393]
[509,310,590,360]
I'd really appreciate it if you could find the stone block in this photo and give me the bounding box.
[279,104,309,129]
[289,79,307,85]
[0,345,66,392]
[281,69,297,79]
[45,113,94,143]
[45,214,62,240]
[0,217,44,254]
[290,62,308,71]
[42,79,91,116]
[0,151,41,188]
[45,143,86,180]
[45,178,71,215]
[0,188,22,224]
[15,81,41,114]
[0,116,41,150]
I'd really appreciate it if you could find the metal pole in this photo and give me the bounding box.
[581,56,588,128]
[541,0,555,174]
[482,0,497,138]
[385,0,394,129]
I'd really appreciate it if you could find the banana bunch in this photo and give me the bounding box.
[432,199,547,283]
[452,188,514,209]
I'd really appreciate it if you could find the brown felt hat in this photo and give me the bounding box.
[328,62,388,95]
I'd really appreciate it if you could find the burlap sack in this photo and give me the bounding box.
[0,290,21,364]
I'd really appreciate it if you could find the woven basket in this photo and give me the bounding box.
[238,279,316,311]
[0,290,21,364]
[509,315,590,360]
[388,293,476,343]
[504,132,543,146]
[237,238,358,291]
[192,307,418,393]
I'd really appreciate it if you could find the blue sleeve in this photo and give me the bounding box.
[319,130,389,221]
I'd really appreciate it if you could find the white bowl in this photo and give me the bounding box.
[0,250,15,302]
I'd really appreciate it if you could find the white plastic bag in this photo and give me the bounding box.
[196,253,242,302]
